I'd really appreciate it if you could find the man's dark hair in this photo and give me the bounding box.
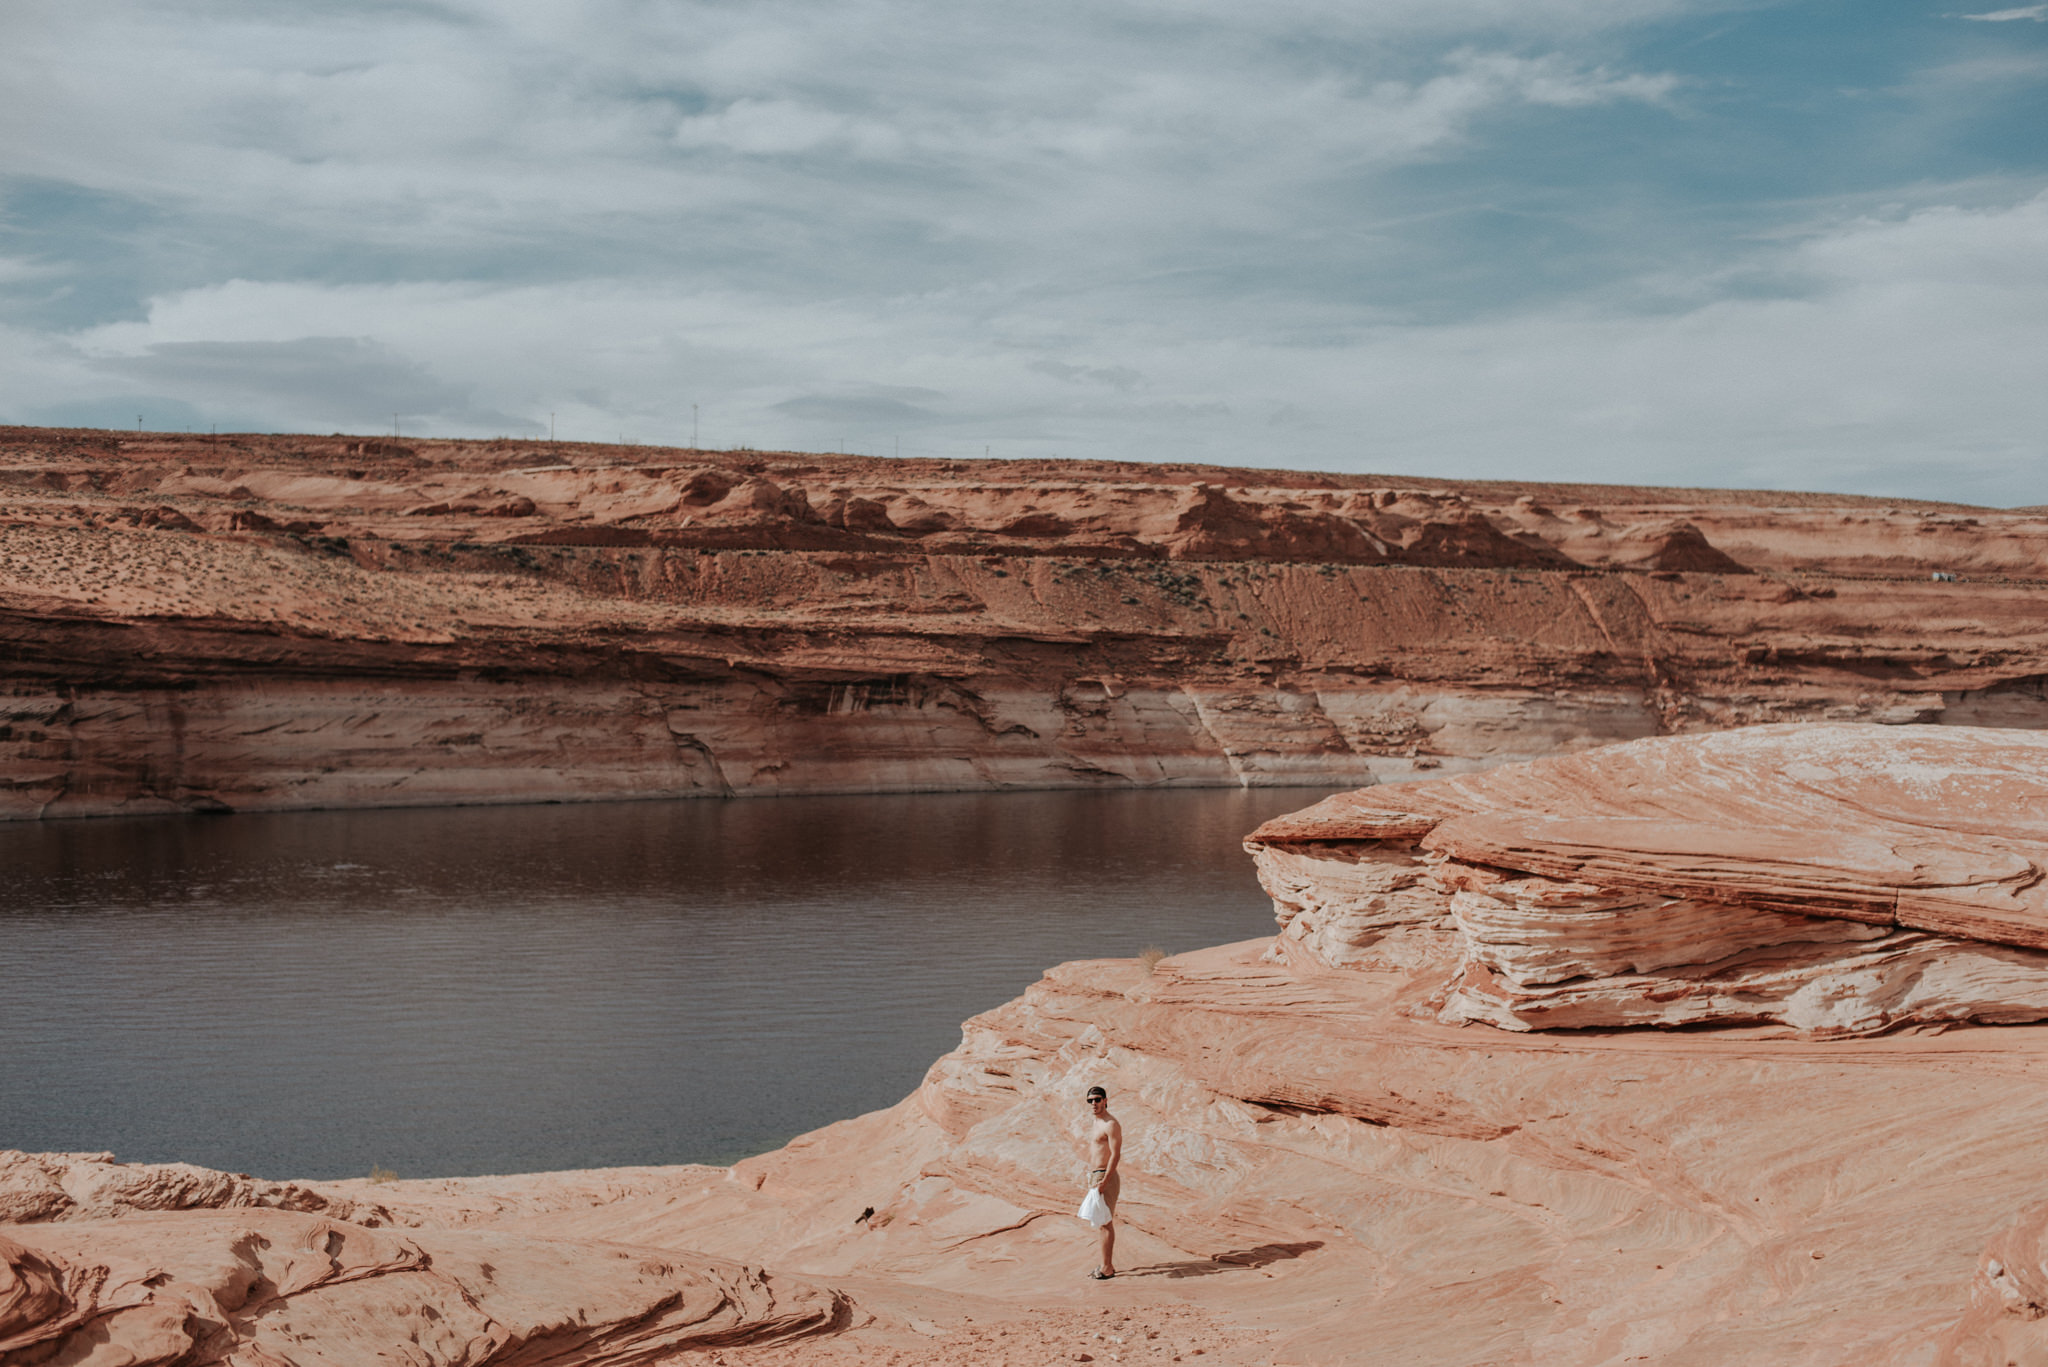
[1086,1085,1107,1100]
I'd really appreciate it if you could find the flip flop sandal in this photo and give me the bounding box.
[1089,1269,1115,1280]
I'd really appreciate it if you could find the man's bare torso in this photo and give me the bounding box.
[1088,1115,1121,1169]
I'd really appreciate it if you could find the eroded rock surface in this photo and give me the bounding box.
[0,1150,391,1227]
[1248,723,2048,1035]
[6,427,2048,818]
[0,1155,847,1366]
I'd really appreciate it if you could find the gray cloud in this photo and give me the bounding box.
[1029,360,1143,391]
[0,0,1691,315]
[773,394,944,426]
[0,1,2043,496]
[89,336,534,432]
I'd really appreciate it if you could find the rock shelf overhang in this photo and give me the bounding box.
[1246,723,2048,1036]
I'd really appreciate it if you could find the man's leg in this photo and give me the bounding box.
[1095,1170,1119,1275]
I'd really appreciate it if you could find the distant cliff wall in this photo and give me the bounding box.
[0,669,1673,819]
[7,430,2048,819]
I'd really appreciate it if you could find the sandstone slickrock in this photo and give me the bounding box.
[1246,723,2048,1035]
[7,426,2048,818]
[0,1155,848,1365]
[1942,1199,2048,1364]
[0,1150,390,1227]
[16,943,2039,1363]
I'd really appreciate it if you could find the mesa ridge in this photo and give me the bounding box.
[6,426,2048,819]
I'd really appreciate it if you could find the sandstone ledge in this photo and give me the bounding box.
[1248,723,2048,1036]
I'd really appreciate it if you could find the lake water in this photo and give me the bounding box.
[0,788,1330,1181]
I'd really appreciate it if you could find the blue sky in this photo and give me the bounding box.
[1,0,2043,501]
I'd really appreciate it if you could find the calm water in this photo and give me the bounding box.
[0,788,1327,1180]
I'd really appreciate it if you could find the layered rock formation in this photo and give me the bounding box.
[0,1152,847,1365]
[6,425,2048,817]
[1247,723,2048,1035]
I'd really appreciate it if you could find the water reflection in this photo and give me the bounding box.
[0,788,1328,1180]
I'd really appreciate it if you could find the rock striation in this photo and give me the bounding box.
[0,1153,848,1365]
[7,426,2048,818]
[0,1149,393,1227]
[1248,723,2048,1035]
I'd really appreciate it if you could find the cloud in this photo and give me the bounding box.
[29,395,213,433]
[0,328,535,434]
[1959,4,2047,19]
[0,1,1687,306]
[0,256,58,285]
[0,1,2042,501]
[1914,51,2048,87]
[1028,361,1143,391]
[673,99,909,159]
[773,393,944,426]
[17,189,2035,501]
[93,337,471,421]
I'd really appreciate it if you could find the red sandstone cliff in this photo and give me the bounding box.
[5,425,2047,818]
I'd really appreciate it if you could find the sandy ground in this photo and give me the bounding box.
[715,1293,1271,1366]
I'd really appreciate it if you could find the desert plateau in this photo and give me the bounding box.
[9,430,2048,1363]
[4,426,2048,820]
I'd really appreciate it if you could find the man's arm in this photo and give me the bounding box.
[1103,1119,1122,1179]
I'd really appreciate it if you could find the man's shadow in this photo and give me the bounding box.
[1121,1240,1325,1279]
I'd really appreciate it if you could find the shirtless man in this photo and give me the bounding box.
[1082,1084,1122,1279]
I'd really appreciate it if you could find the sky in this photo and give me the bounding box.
[0,0,2043,503]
